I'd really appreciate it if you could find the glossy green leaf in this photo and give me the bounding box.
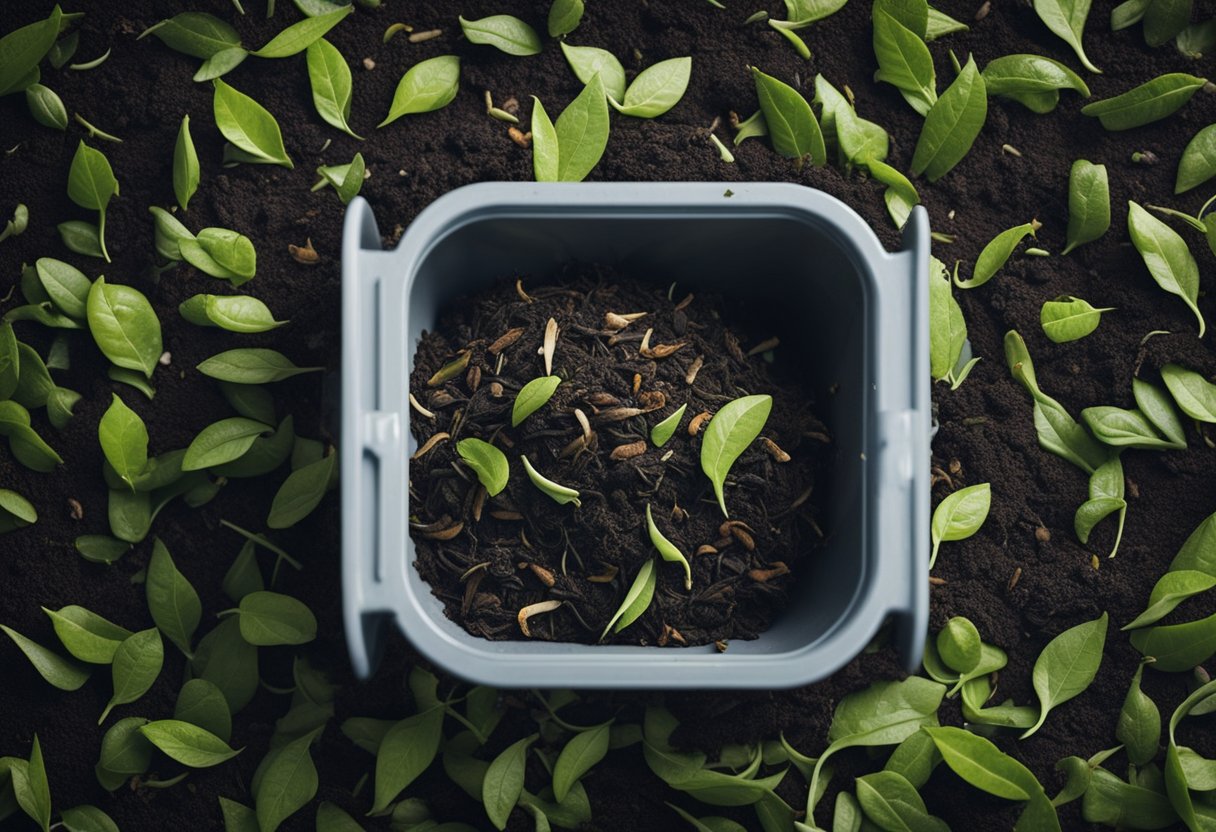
[139,719,242,767]
[26,83,68,130]
[1130,612,1216,671]
[1143,0,1192,45]
[213,79,293,168]
[180,227,257,283]
[872,8,937,116]
[552,722,610,803]
[1041,296,1112,342]
[192,616,259,714]
[315,802,363,832]
[552,75,609,182]
[1116,664,1161,766]
[57,220,104,258]
[1062,159,1110,255]
[1128,200,1204,336]
[700,394,772,517]
[100,628,163,724]
[12,735,52,832]
[929,483,990,569]
[99,394,149,489]
[1082,405,1180,450]
[371,708,444,813]
[67,141,117,261]
[646,503,692,590]
[174,115,199,211]
[460,15,542,56]
[1023,612,1108,738]
[1074,456,1127,557]
[601,558,657,639]
[957,222,1036,288]
[87,277,162,379]
[549,0,584,37]
[184,417,271,471]
[752,68,825,165]
[1082,73,1207,130]
[267,451,335,528]
[484,734,537,830]
[1162,363,1216,422]
[0,6,62,97]
[522,455,581,507]
[855,770,950,832]
[141,12,241,59]
[380,55,461,126]
[1135,377,1187,447]
[1032,0,1099,73]
[12,342,52,409]
[613,57,692,118]
[255,731,318,832]
[253,5,350,57]
[174,679,232,743]
[883,730,941,790]
[314,152,365,204]
[0,488,37,534]
[0,624,91,691]
[0,323,17,399]
[146,538,202,657]
[60,805,120,832]
[180,294,285,334]
[559,43,626,103]
[35,257,91,319]
[456,438,510,497]
[194,46,249,82]
[97,717,153,788]
[928,257,966,381]
[651,403,687,447]
[0,401,63,472]
[513,375,561,426]
[912,55,987,182]
[1125,570,1216,631]
[923,727,1038,800]
[1176,123,1216,194]
[197,348,321,383]
[236,591,316,646]
[306,38,360,138]
[936,617,982,674]
[982,54,1089,111]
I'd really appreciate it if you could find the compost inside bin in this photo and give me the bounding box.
[407,266,832,646]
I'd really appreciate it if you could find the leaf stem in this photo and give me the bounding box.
[220,519,302,569]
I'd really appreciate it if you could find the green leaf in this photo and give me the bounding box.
[1175,19,1216,59]
[371,708,444,813]
[883,730,941,790]
[936,617,981,674]
[1074,456,1127,557]
[146,538,202,657]
[174,679,232,743]
[700,394,772,517]
[0,624,91,691]
[873,0,929,37]
[613,57,692,117]
[1130,200,1204,335]
[380,55,461,127]
[548,0,584,37]
[192,616,259,714]
[513,375,561,426]
[35,257,91,319]
[174,115,199,211]
[956,222,1037,288]
[521,456,581,507]
[1176,124,1216,194]
[646,503,692,590]
[179,294,285,334]
[872,8,937,116]
[12,735,52,832]
[315,802,364,832]
[181,227,258,284]
[1032,0,1099,73]
[255,731,319,832]
[26,83,68,130]
[218,798,259,832]
[0,401,63,472]
[253,5,350,57]
[923,727,1037,800]
[0,6,62,97]
[1023,611,1108,738]
[100,628,163,724]
[484,734,537,830]
[47,386,82,431]
[459,15,542,56]
[982,54,1089,112]
[183,417,271,471]
[236,590,317,646]
[929,483,990,569]
[306,38,360,138]
[1131,612,1216,671]
[213,79,293,168]
[1040,296,1111,342]
[1082,73,1207,130]
[855,771,950,832]
[651,403,687,447]
[313,152,365,204]
[531,97,558,182]
[555,75,610,182]
[752,68,826,165]
[0,488,37,534]
[1124,570,1216,631]
[1116,663,1161,766]
[559,43,626,102]
[44,605,133,665]
[911,55,987,182]
[194,46,249,82]
[139,719,242,767]
[925,5,968,38]
[552,722,611,803]
[456,438,510,497]
[1082,405,1180,450]
[97,717,154,785]
[1162,363,1216,422]
[141,12,241,58]
[601,558,657,639]
[57,220,104,258]
[198,348,321,383]
[0,323,18,400]
[1135,377,1186,447]
[12,341,53,409]
[87,277,162,379]
[99,394,149,490]
[67,140,118,261]
[1063,160,1110,256]
[1143,0,1192,45]
[267,451,335,528]
[60,805,120,832]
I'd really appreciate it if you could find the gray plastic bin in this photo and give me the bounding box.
[341,182,930,689]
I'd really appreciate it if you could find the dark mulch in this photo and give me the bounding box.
[1,0,1215,830]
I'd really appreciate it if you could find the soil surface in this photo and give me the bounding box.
[409,270,829,646]
[1,0,1215,831]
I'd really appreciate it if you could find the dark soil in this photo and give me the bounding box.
[408,270,829,646]
[1,0,1215,830]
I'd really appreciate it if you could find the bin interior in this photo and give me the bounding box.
[405,207,874,656]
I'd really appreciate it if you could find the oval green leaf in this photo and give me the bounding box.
[455,437,510,497]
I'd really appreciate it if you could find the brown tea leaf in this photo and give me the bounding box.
[610,441,646,460]
[411,431,450,460]
[685,355,703,385]
[688,411,710,435]
[748,562,788,582]
[488,327,525,355]
[587,564,618,583]
[763,438,791,463]
[595,407,646,423]
[518,599,562,637]
[288,238,319,264]
[603,311,647,331]
[422,521,464,541]
[638,390,666,411]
